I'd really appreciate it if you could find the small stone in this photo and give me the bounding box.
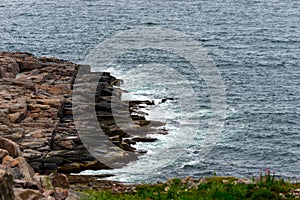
[49,173,69,189]
[54,187,69,200]
[279,193,286,198]
[0,169,14,200]
[131,137,157,142]
[293,188,300,197]
[234,178,253,185]
[13,188,43,200]
[8,103,27,113]
[199,177,207,183]
[37,146,51,151]
[46,86,62,95]
[2,155,19,168]
[0,125,12,134]
[8,111,26,123]
[39,175,54,190]
[13,179,39,190]
[164,186,169,192]
[43,189,55,197]
[36,99,61,108]
[28,104,50,111]
[66,191,79,200]
[59,140,74,150]
[120,142,136,151]
[9,166,21,180]
[46,85,70,95]
[23,149,42,160]
[0,137,21,158]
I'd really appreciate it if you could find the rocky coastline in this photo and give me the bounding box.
[0,51,167,199]
[1,52,300,200]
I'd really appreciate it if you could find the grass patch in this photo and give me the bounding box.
[80,171,300,200]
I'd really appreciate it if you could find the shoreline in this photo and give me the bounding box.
[0,51,168,199]
[1,51,299,199]
[0,51,168,173]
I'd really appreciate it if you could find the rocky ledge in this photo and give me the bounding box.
[0,139,79,200]
[0,51,168,199]
[0,51,167,173]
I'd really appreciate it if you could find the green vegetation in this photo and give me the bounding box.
[80,170,300,200]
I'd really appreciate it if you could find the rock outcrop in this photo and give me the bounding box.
[0,138,78,200]
[0,51,170,199]
[0,51,167,174]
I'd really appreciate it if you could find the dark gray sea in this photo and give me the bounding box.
[1,0,299,183]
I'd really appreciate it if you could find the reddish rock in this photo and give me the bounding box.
[49,173,69,189]
[2,155,19,168]
[54,187,69,200]
[43,189,55,197]
[0,137,21,158]
[28,103,50,111]
[13,188,43,200]
[0,149,9,161]
[46,85,70,95]
[0,51,167,176]
[8,111,26,123]
[58,141,74,150]
[8,103,27,113]
[36,99,62,109]
[18,59,41,71]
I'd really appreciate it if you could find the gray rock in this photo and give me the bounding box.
[16,157,35,182]
[0,169,14,200]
